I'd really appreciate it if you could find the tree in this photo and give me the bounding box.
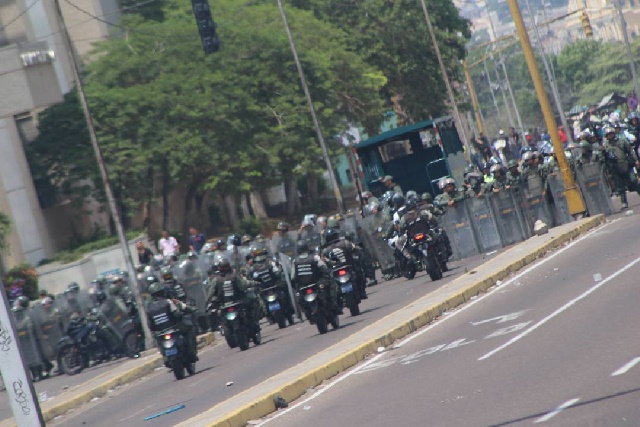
[0,211,11,255]
[290,0,471,124]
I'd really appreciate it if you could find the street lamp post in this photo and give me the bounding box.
[613,0,640,102]
[418,0,471,157]
[53,0,154,350]
[505,0,586,215]
[276,0,345,213]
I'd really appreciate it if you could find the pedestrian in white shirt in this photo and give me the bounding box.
[158,230,180,258]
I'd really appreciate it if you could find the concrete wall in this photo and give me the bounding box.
[36,235,150,296]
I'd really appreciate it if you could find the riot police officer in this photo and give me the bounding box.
[434,177,467,208]
[246,245,292,324]
[207,258,261,335]
[145,281,198,364]
[322,228,367,300]
[603,125,640,209]
[291,240,340,323]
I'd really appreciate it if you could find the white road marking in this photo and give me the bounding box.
[258,222,613,426]
[117,403,155,422]
[485,322,532,339]
[612,357,640,376]
[470,310,529,326]
[479,252,640,361]
[534,398,580,423]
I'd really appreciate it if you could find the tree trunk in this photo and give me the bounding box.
[239,193,251,218]
[286,176,300,215]
[306,172,319,205]
[182,183,198,249]
[161,159,170,232]
[249,191,268,219]
[142,166,154,231]
[224,194,240,230]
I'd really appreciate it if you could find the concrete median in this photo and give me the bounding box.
[177,215,606,427]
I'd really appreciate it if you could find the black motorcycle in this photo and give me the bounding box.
[221,301,261,351]
[155,327,194,380]
[298,282,339,334]
[331,266,361,316]
[260,283,295,329]
[407,230,443,282]
[56,319,110,375]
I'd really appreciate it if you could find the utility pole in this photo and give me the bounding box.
[613,0,640,101]
[505,0,586,215]
[463,59,485,135]
[483,52,500,118]
[524,0,574,145]
[487,8,525,136]
[491,54,515,130]
[277,0,345,213]
[418,0,470,156]
[53,0,155,350]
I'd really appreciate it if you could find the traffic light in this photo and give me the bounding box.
[581,11,593,38]
[191,0,220,54]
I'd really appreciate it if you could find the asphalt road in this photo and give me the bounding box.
[0,352,135,416]
[45,250,497,427]
[265,209,640,426]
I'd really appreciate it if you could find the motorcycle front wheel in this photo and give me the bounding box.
[58,344,84,376]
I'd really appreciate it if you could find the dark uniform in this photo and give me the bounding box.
[291,244,339,322]
[322,231,367,299]
[145,289,198,363]
[603,128,640,208]
[208,268,261,333]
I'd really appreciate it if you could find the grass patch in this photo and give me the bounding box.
[41,230,144,265]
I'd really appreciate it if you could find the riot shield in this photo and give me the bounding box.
[357,213,396,274]
[173,259,207,314]
[12,309,43,369]
[467,196,503,252]
[31,303,65,361]
[340,217,360,243]
[95,294,130,341]
[546,173,573,225]
[441,199,480,260]
[58,290,94,328]
[298,227,322,252]
[490,189,530,246]
[277,252,301,318]
[576,163,614,216]
[520,176,554,232]
[271,231,298,258]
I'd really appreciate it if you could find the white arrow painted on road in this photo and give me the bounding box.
[485,322,532,339]
[470,310,529,326]
[612,357,640,376]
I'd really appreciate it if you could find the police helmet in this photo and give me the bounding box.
[392,193,405,208]
[145,275,159,286]
[108,283,121,296]
[324,228,340,245]
[41,296,53,307]
[251,246,268,263]
[217,258,232,274]
[405,190,418,201]
[522,151,535,161]
[490,164,505,175]
[421,192,433,202]
[507,159,519,170]
[579,141,591,149]
[147,282,166,298]
[67,282,80,293]
[215,239,225,248]
[95,290,107,305]
[161,266,174,282]
[441,177,456,189]
[241,234,252,245]
[405,198,417,211]
[326,216,340,230]
[15,296,30,309]
[296,240,309,255]
[603,126,615,136]
[276,222,289,232]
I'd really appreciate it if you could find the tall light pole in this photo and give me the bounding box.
[418,0,471,156]
[613,0,640,101]
[276,0,345,213]
[53,0,154,350]
[524,0,574,145]
[491,53,515,130]
[463,59,485,134]
[505,0,585,215]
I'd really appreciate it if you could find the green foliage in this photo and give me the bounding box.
[26,89,100,208]
[3,264,38,300]
[48,230,144,265]
[238,216,262,237]
[0,210,11,254]
[291,0,471,124]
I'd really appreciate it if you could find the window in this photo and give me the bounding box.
[14,112,38,144]
[378,140,413,163]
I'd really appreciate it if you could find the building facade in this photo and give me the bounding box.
[0,0,118,268]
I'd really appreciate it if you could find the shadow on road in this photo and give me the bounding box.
[488,386,640,426]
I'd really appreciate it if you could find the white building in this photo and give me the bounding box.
[0,0,119,268]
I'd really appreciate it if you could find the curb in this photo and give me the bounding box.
[0,332,216,426]
[180,215,606,427]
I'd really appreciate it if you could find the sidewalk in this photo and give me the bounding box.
[176,215,606,427]
[0,333,216,427]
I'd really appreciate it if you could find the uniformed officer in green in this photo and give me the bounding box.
[464,171,487,198]
[505,160,521,187]
[602,126,640,209]
[379,175,403,195]
[576,141,603,166]
[434,177,467,208]
[521,151,549,181]
[489,164,511,192]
